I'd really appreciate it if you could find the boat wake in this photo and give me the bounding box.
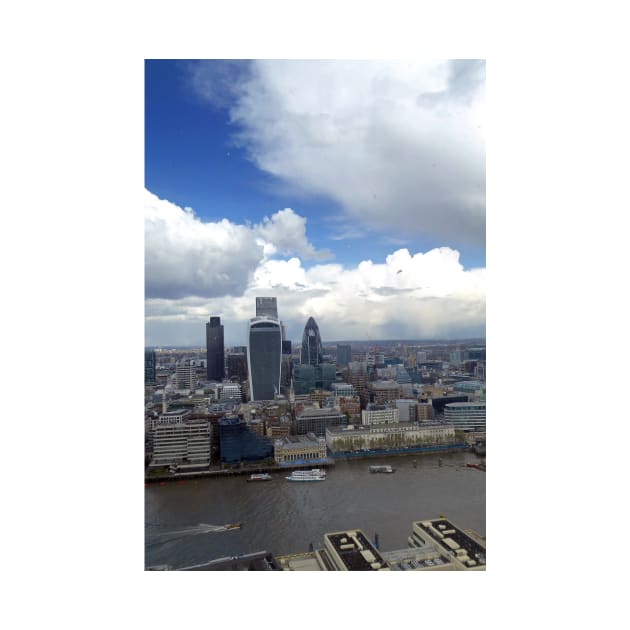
[145,523,240,547]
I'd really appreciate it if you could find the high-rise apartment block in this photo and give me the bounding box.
[206,316,224,380]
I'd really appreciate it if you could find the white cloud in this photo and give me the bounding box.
[193,60,485,248]
[145,190,330,299]
[145,245,485,346]
[256,207,331,260]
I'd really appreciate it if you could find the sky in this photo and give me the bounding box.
[145,59,486,347]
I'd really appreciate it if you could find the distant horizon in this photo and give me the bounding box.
[146,337,486,351]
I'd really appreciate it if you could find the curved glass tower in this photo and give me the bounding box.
[247,317,282,400]
[300,316,323,366]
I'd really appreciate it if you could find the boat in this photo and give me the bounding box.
[285,469,326,482]
[369,465,395,473]
[466,463,486,472]
[246,473,272,482]
[224,523,242,530]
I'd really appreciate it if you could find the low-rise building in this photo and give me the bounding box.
[361,403,400,425]
[273,433,327,464]
[325,422,456,453]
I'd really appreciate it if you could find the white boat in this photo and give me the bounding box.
[247,473,272,482]
[285,469,326,482]
[369,465,395,473]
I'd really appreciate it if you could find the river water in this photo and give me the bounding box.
[145,450,485,569]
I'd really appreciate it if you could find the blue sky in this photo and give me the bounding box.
[145,60,486,346]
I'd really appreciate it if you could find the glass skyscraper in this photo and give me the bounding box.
[248,298,282,400]
[300,316,323,366]
[206,316,224,381]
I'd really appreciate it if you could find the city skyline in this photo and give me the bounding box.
[145,60,485,346]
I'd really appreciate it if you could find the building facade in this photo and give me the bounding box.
[218,416,274,464]
[294,407,347,436]
[300,316,323,366]
[255,297,278,318]
[206,316,225,380]
[443,402,486,432]
[326,422,456,454]
[247,316,282,401]
[336,344,352,366]
[149,416,211,470]
[361,404,400,426]
[273,433,327,464]
[145,349,156,385]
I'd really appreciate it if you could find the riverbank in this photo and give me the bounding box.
[145,442,472,483]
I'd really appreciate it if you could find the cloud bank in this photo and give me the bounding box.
[145,190,485,345]
[190,59,485,247]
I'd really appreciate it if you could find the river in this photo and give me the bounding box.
[144,450,485,569]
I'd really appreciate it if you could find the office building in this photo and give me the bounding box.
[256,297,278,318]
[292,363,336,395]
[369,380,403,404]
[206,316,224,380]
[145,348,156,385]
[218,416,274,464]
[336,344,352,366]
[149,415,211,471]
[175,360,195,390]
[227,352,247,382]
[248,298,282,401]
[443,402,486,432]
[361,403,400,426]
[300,316,323,366]
[294,407,347,436]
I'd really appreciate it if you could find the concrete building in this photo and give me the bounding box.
[323,529,390,571]
[149,416,211,471]
[408,517,486,570]
[175,360,195,390]
[331,382,356,398]
[273,433,327,465]
[369,380,403,404]
[326,422,456,454]
[444,402,486,432]
[396,399,419,422]
[361,403,400,426]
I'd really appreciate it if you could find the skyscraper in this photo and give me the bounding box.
[300,316,323,366]
[337,344,351,366]
[255,297,278,319]
[206,316,224,381]
[248,298,282,401]
[145,348,156,384]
